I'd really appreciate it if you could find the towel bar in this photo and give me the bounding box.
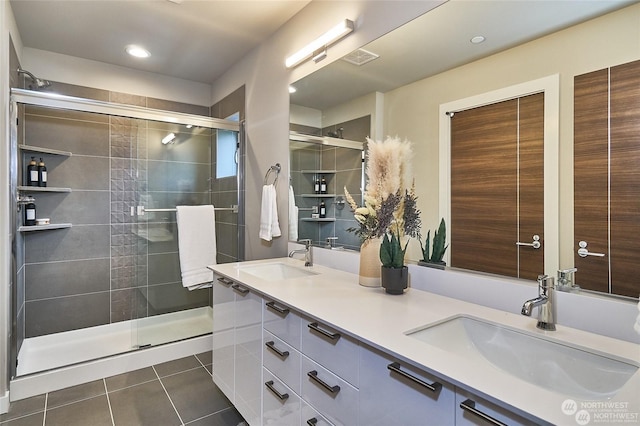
[143,206,238,213]
[264,163,281,186]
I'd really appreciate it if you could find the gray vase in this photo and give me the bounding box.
[418,260,446,270]
[381,266,408,295]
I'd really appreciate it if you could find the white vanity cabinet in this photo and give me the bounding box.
[212,275,263,426]
[455,389,540,426]
[358,344,456,425]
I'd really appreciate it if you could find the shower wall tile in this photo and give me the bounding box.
[34,191,110,225]
[110,92,146,107]
[111,288,148,323]
[210,86,245,120]
[42,155,109,190]
[25,105,110,125]
[210,175,237,193]
[26,259,110,300]
[39,81,110,102]
[25,292,110,338]
[148,98,209,117]
[290,123,321,136]
[336,147,362,172]
[322,115,370,142]
[146,282,209,316]
[147,224,178,254]
[147,129,211,163]
[25,225,110,263]
[24,114,110,156]
[211,191,238,224]
[148,252,181,285]
[215,222,238,261]
[148,161,210,193]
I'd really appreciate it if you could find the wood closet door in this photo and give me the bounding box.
[574,59,640,297]
[450,93,544,280]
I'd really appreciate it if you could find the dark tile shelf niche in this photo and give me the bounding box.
[19,223,72,232]
[17,185,72,193]
[19,144,73,157]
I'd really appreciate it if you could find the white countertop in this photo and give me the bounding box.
[209,257,640,425]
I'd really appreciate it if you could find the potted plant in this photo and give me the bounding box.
[344,136,420,290]
[419,218,448,269]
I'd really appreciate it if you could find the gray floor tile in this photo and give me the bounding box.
[109,379,181,426]
[47,379,105,409]
[186,407,246,426]
[153,355,201,377]
[0,395,45,422]
[161,366,233,423]
[195,351,212,366]
[105,367,157,392]
[44,395,112,426]
[0,411,45,426]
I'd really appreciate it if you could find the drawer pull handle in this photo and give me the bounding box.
[460,399,507,426]
[265,341,290,359]
[231,284,249,295]
[265,380,289,401]
[307,370,340,395]
[308,322,341,341]
[216,277,233,287]
[306,418,318,426]
[387,362,442,393]
[265,301,290,316]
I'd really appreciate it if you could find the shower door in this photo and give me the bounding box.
[11,89,241,376]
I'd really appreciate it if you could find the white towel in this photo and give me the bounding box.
[176,205,216,290]
[289,184,298,241]
[634,298,640,335]
[259,184,281,241]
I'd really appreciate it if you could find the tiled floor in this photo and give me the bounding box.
[0,352,246,426]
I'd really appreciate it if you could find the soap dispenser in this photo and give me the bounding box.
[38,158,47,187]
[27,157,38,186]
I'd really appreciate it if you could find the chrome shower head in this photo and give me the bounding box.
[17,68,51,90]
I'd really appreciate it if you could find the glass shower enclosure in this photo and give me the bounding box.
[10,89,243,377]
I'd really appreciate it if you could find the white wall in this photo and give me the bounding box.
[290,104,322,128]
[210,0,445,261]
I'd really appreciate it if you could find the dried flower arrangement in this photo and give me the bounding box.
[344,136,421,268]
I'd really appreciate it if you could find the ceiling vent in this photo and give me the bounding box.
[341,48,379,66]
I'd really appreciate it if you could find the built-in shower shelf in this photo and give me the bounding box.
[300,170,336,174]
[19,144,73,157]
[301,218,336,222]
[19,223,72,232]
[18,186,72,193]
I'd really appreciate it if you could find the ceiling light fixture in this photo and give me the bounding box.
[470,35,486,44]
[285,19,354,69]
[162,133,176,145]
[288,86,297,94]
[126,45,151,58]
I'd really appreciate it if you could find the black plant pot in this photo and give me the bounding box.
[381,266,409,295]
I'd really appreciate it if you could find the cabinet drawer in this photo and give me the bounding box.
[301,317,359,387]
[359,344,455,425]
[455,389,542,426]
[301,401,335,426]
[264,299,302,350]
[263,330,302,394]
[263,368,301,426]
[301,356,358,426]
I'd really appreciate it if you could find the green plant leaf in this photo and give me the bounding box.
[430,218,447,262]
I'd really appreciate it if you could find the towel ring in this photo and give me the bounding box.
[264,163,281,186]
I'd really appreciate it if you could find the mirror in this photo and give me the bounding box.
[289,0,640,298]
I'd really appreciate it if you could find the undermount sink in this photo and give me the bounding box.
[238,262,319,281]
[406,315,638,399]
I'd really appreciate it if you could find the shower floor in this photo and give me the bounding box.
[17,306,213,376]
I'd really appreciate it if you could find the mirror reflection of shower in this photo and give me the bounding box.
[17,68,51,90]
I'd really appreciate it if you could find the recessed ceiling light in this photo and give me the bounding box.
[470,36,486,44]
[126,45,150,58]
[289,86,297,94]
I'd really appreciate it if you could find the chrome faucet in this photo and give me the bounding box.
[289,239,313,267]
[521,274,556,331]
[557,267,579,292]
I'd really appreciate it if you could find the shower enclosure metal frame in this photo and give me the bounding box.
[9,88,243,378]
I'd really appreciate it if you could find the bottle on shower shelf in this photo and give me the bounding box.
[319,200,326,218]
[24,199,36,226]
[314,177,320,194]
[27,157,38,186]
[38,158,47,187]
[320,176,327,194]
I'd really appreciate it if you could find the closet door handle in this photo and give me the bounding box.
[577,241,605,258]
[387,362,442,393]
[308,322,341,341]
[265,341,289,359]
[306,418,318,426]
[516,234,541,249]
[460,399,507,426]
[216,277,233,287]
[307,370,340,394]
[265,380,289,401]
[265,301,290,316]
[231,284,249,295]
